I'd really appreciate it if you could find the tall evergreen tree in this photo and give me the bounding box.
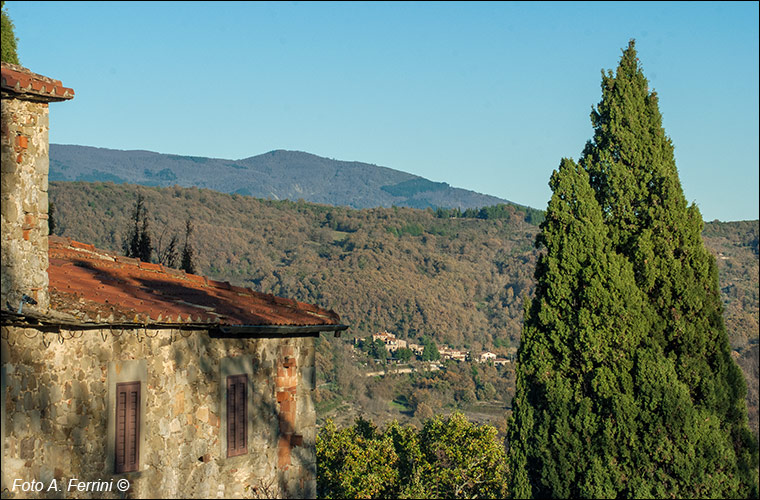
[123,194,153,263]
[48,201,56,236]
[508,41,758,498]
[180,218,196,274]
[508,158,653,498]
[137,214,152,263]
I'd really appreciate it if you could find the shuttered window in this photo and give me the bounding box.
[115,382,140,473]
[226,374,248,457]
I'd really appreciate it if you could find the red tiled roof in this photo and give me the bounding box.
[47,236,341,328]
[1,62,74,102]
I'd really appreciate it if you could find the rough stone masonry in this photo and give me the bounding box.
[1,62,73,314]
[1,328,318,498]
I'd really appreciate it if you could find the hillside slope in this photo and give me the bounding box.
[50,144,514,210]
[48,181,759,436]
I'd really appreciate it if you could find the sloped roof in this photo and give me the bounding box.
[46,236,343,332]
[1,62,75,102]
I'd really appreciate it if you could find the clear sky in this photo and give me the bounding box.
[6,1,759,221]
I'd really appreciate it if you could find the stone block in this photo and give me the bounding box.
[173,390,185,416]
[0,153,17,172]
[196,406,209,423]
[1,196,19,222]
[20,437,35,459]
[38,190,48,212]
[23,391,33,410]
[170,418,181,434]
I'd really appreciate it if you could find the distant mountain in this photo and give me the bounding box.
[49,144,516,210]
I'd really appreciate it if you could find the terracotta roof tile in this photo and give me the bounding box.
[47,236,341,328]
[1,62,75,102]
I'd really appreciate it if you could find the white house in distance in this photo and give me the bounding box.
[479,351,497,363]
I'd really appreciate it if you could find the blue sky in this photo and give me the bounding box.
[7,1,758,221]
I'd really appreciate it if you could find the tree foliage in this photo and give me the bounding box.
[1,1,20,64]
[422,338,441,362]
[394,346,413,363]
[180,218,196,274]
[122,193,153,262]
[508,40,758,498]
[48,201,56,236]
[370,338,389,361]
[317,417,399,499]
[317,412,508,499]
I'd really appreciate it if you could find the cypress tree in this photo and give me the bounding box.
[508,158,653,498]
[123,194,143,259]
[180,218,196,274]
[137,214,152,263]
[48,201,56,236]
[123,194,153,263]
[508,41,758,498]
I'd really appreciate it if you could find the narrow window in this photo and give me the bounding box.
[115,382,140,473]
[226,374,248,457]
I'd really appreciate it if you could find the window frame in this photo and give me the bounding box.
[226,374,248,458]
[114,381,141,473]
[107,359,147,474]
[219,356,254,460]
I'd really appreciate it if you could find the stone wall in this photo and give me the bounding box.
[0,326,317,499]
[0,98,51,313]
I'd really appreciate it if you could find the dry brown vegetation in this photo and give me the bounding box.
[49,181,758,438]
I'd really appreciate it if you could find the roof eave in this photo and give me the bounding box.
[1,309,348,338]
[213,324,349,338]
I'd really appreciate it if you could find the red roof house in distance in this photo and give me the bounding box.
[1,61,345,499]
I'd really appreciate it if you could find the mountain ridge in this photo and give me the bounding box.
[49,144,517,211]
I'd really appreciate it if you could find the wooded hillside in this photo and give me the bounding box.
[48,181,758,437]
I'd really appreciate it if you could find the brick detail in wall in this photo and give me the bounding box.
[275,345,302,470]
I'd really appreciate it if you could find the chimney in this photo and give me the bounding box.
[1,62,74,314]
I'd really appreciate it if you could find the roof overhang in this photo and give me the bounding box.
[1,309,348,339]
[213,324,348,338]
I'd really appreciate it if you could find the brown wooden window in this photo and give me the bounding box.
[226,374,248,457]
[115,382,140,473]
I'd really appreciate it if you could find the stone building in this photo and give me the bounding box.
[1,62,346,498]
[370,331,406,353]
[478,351,496,363]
